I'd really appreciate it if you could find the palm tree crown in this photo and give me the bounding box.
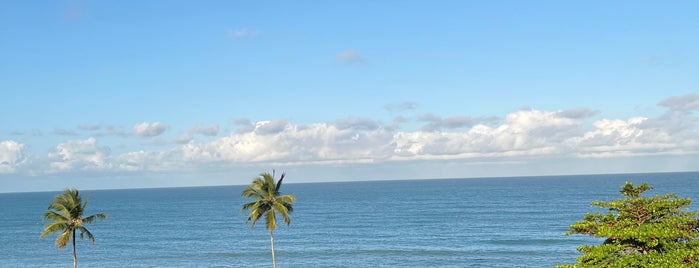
[40,188,108,268]
[241,171,295,231]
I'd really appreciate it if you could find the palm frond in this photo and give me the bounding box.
[265,210,277,231]
[82,213,108,224]
[261,173,276,196]
[47,200,71,220]
[63,189,80,207]
[44,210,70,222]
[241,186,265,199]
[82,192,92,211]
[40,222,69,238]
[246,206,266,228]
[275,172,285,193]
[276,194,295,204]
[78,226,96,244]
[283,203,294,214]
[273,202,291,225]
[55,229,72,249]
[277,195,295,213]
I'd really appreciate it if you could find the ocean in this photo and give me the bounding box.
[2,172,698,267]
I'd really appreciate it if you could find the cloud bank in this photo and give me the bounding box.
[2,94,698,176]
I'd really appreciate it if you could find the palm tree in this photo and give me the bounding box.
[241,171,296,268]
[39,188,108,268]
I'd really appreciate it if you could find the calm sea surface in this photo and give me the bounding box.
[2,172,699,267]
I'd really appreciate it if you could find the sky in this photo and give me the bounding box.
[1,1,698,192]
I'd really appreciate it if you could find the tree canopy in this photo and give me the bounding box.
[557,182,699,267]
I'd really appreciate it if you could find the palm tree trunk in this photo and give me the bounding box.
[72,230,77,268]
[270,230,276,268]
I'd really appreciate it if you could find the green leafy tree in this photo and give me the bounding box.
[241,171,296,268]
[39,189,108,268]
[557,182,699,267]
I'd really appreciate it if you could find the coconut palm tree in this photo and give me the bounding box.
[241,171,296,268]
[40,188,108,268]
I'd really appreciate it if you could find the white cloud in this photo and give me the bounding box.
[394,109,584,159]
[114,150,174,172]
[172,109,602,165]
[181,122,394,165]
[0,140,27,173]
[49,137,111,171]
[5,95,699,177]
[133,122,168,137]
[336,49,367,65]
[569,114,699,158]
[114,104,698,172]
[254,120,289,135]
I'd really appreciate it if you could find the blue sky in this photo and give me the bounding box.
[1,1,698,192]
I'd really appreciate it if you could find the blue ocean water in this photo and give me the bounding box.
[2,172,699,267]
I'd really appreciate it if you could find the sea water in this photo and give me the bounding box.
[2,172,698,267]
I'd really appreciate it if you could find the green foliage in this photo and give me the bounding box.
[39,189,109,248]
[557,182,699,267]
[241,171,296,231]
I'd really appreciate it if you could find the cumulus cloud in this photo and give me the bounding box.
[113,150,176,172]
[179,121,395,165]
[173,109,614,166]
[254,120,289,135]
[571,118,649,153]
[133,122,168,137]
[336,49,367,65]
[394,109,587,159]
[0,140,27,173]
[49,137,111,171]
[5,95,698,176]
